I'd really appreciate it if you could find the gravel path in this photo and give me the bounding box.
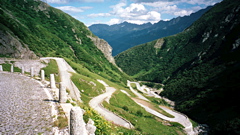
[89,80,133,129]
[0,72,54,134]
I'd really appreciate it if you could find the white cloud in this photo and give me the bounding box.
[173,9,193,16]
[108,18,121,25]
[110,2,161,24]
[134,0,222,18]
[56,6,84,12]
[88,13,111,17]
[140,1,205,17]
[141,1,175,8]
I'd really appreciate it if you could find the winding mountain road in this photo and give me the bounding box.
[126,81,196,135]
[89,80,133,129]
[40,57,81,102]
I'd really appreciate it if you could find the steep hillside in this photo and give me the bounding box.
[115,0,240,134]
[0,0,130,85]
[89,7,211,56]
[0,1,189,134]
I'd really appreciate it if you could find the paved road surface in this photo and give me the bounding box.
[0,72,54,134]
[89,80,133,129]
[40,57,81,102]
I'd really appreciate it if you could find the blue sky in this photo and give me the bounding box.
[43,0,223,26]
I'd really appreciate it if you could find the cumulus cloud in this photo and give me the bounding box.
[110,2,161,24]
[133,0,222,17]
[108,18,121,25]
[138,0,217,18]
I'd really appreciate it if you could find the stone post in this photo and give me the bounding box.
[59,82,67,103]
[86,119,96,135]
[10,64,14,73]
[41,70,45,81]
[0,65,3,71]
[70,107,87,135]
[21,66,24,74]
[30,67,34,77]
[50,74,56,89]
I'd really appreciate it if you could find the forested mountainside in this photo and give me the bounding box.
[89,6,211,56]
[0,0,130,84]
[115,0,240,134]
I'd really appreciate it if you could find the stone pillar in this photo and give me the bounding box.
[70,107,87,135]
[50,74,56,89]
[86,119,96,135]
[127,80,131,87]
[21,66,24,74]
[0,65,3,71]
[41,70,45,81]
[10,64,14,73]
[59,82,67,103]
[30,67,34,77]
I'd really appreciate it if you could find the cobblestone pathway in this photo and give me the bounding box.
[0,72,54,134]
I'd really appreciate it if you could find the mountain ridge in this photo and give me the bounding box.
[89,6,212,55]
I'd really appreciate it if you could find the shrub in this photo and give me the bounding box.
[136,110,143,117]
[122,106,129,111]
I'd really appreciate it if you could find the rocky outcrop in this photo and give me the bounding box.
[88,36,116,65]
[0,30,38,59]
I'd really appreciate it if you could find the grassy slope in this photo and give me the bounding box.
[68,59,186,134]
[0,0,131,86]
[115,0,240,134]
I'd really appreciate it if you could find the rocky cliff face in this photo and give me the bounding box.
[0,30,38,59]
[88,36,116,65]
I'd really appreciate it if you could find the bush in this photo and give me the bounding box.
[122,106,129,111]
[136,110,143,117]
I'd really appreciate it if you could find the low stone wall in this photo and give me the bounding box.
[0,58,48,76]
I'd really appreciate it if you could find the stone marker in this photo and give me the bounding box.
[41,70,45,81]
[59,82,67,103]
[30,67,34,77]
[50,74,56,89]
[11,64,14,73]
[0,65,3,71]
[70,107,87,135]
[21,66,24,74]
[86,119,96,135]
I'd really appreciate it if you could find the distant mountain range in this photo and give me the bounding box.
[89,6,212,56]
